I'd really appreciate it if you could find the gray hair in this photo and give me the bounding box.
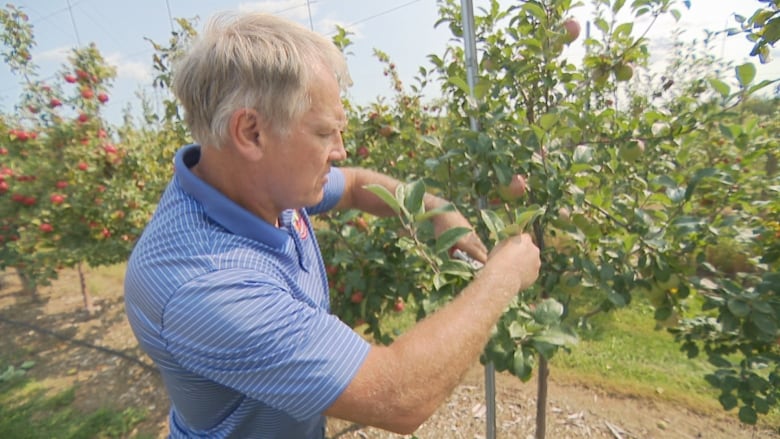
[172,11,352,147]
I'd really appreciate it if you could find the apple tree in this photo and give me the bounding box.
[0,4,162,311]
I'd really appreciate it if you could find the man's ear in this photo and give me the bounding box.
[229,108,264,161]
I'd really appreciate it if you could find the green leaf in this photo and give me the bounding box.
[573,144,593,164]
[480,209,505,243]
[364,184,400,214]
[708,78,731,97]
[736,63,756,87]
[521,2,546,21]
[533,298,564,325]
[684,167,718,201]
[613,22,633,38]
[719,393,738,411]
[434,227,472,255]
[750,312,777,337]
[539,113,557,130]
[739,406,758,425]
[512,348,534,381]
[533,326,578,347]
[448,76,471,95]
[404,180,426,217]
[501,205,545,236]
[727,298,750,318]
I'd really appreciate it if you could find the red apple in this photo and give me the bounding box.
[379,125,394,138]
[103,144,117,154]
[49,98,62,108]
[357,146,369,158]
[393,298,405,312]
[64,74,77,83]
[97,92,109,103]
[497,174,527,201]
[562,19,581,44]
[76,69,89,81]
[81,88,94,99]
[39,223,53,233]
[0,147,7,155]
[50,193,65,204]
[354,217,369,232]
[55,180,68,189]
[77,113,89,123]
[0,181,8,194]
[77,162,88,171]
[350,291,364,304]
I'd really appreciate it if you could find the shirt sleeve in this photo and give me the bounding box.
[161,268,370,421]
[307,167,345,214]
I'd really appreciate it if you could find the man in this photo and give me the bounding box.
[124,11,541,439]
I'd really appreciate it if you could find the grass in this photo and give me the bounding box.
[0,376,148,439]
[549,298,780,428]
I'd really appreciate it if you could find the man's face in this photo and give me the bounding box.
[262,66,347,210]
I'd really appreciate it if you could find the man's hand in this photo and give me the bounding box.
[426,194,488,263]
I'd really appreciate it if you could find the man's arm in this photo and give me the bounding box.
[336,167,488,262]
[324,232,540,434]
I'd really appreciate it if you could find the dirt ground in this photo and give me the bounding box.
[1,268,777,439]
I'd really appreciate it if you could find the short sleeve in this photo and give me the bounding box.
[161,269,370,421]
[307,167,344,214]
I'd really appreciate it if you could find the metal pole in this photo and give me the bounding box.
[459,1,496,438]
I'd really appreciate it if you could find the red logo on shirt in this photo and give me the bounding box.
[293,210,308,240]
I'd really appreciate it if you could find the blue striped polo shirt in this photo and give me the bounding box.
[124,144,370,438]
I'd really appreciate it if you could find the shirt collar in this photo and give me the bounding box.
[174,144,289,249]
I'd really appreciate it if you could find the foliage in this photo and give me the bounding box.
[728,0,780,64]
[1,0,779,428]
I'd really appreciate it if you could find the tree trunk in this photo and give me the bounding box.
[535,356,550,439]
[78,262,95,315]
[16,268,39,300]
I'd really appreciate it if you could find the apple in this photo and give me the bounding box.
[562,19,581,44]
[614,63,634,82]
[354,216,369,232]
[81,88,94,99]
[558,207,571,222]
[0,181,8,194]
[76,69,89,81]
[0,147,7,155]
[39,223,53,233]
[497,174,527,201]
[379,125,394,138]
[97,92,109,103]
[103,144,117,154]
[325,265,339,276]
[49,98,62,108]
[77,113,89,123]
[357,145,369,158]
[393,298,405,312]
[350,291,364,304]
[64,74,77,83]
[50,194,65,204]
[55,180,68,189]
[592,66,609,87]
[619,139,645,162]
[77,162,88,171]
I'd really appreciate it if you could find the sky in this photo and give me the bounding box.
[1,0,778,126]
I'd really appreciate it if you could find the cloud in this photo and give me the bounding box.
[36,46,70,64]
[105,53,153,83]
